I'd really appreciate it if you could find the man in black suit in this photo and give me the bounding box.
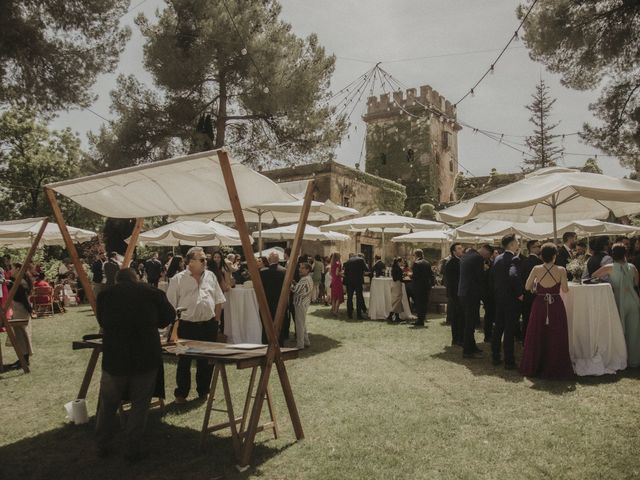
[344,253,369,319]
[259,251,287,345]
[371,255,386,278]
[95,268,175,461]
[410,249,434,327]
[491,234,523,369]
[458,245,492,358]
[144,252,163,287]
[520,240,542,341]
[556,232,576,279]
[481,246,496,343]
[445,243,464,346]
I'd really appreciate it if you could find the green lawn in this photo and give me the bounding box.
[1,303,640,480]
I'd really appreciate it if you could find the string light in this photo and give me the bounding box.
[453,0,540,107]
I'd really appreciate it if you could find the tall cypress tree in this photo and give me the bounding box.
[523,78,564,171]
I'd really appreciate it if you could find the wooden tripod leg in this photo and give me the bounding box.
[220,365,242,459]
[265,381,279,440]
[200,364,220,450]
[78,349,100,399]
[239,366,258,436]
[238,361,272,468]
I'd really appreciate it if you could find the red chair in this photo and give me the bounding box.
[30,286,54,317]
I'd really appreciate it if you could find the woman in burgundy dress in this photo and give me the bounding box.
[329,252,344,316]
[520,243,574,379]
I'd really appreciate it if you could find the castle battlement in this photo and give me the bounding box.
[365,84,456,118]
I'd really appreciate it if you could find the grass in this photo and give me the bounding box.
[1,302,640,480]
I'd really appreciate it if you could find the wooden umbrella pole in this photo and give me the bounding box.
[122,218,144,269]
[46,188,100,398]
[46,188,97,313]
[217,149,305,467]
[0,218,49,373]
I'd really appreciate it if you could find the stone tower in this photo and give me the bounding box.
[362,85,461,213]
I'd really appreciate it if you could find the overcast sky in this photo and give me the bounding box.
[52,0,630,178]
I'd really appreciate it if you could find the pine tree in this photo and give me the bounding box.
[523,79,564,171]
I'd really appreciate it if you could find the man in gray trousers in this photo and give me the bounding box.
[95,268,175,462]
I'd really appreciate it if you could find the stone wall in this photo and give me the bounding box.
[262,161,408,263]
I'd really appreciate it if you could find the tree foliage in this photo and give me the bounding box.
[91,0,347,170]
[416,203,436,220]
[518,0,640,170]
[523,78,564,171]
[0,0,131,113]
[581,157,603,174]
[0,108,100,228]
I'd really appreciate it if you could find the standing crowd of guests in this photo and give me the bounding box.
[443,232,640,378]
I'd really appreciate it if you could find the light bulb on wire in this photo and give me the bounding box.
[241,48,247,56]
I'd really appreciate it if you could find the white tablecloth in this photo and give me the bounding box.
[223,286,263,344]
[368,277,414,320]
[561,283,627,376]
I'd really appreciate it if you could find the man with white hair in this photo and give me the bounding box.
[259,251,287,345]
[167,247,226,403]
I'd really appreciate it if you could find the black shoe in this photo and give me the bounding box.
[492,358,502,366]
[356,314,367,320]
[411,321,425,327]
[472,347,483,354]
[463,351,483,359]
[504,362,517,370]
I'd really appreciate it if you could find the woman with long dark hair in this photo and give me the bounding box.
[329,252,343,316]
[166,255,184,279]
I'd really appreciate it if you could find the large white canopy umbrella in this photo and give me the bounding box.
[253,223,350,242]
[178,198,358,253]
[455,218,640,241]
[438,167,640,241]
[126,220,250,247]
[321,211,446,255]
[0,218,96,247]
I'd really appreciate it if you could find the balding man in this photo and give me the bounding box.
[259,252,287,345]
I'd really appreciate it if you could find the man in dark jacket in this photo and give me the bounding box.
[103,252,120,287]
[410,249,434,326]
[556,231,576,279]
[144,252,163,287]
[91,252,106,295]
[95,268,175,461]
[259,251,287,345]
[371,255,386,278]
[491,234,523,368]
[444,243,464,346]
[343,253,369,319]
[519,240,542,341]
[458,245,492,357]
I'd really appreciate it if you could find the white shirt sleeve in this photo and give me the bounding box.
[210,273,226,305]
[166,275,179,308]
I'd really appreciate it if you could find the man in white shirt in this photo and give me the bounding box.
[167,247,226,403]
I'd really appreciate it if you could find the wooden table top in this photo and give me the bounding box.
[72,338,298,369]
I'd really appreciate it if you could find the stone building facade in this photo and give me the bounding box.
[262,161,407,265]
[363,85,461,213]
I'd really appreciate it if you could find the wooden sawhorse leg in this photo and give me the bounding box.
[238,366,278,440]
[200,364,242,456]
[200,364,279,455]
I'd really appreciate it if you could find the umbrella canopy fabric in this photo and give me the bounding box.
[253,223,350,242]
[320,211,445,234]
[438,168,640,225]
[0,218,96,247]
[254,247,285,261]
[455,218,640,241]
[129,220,250,247]
[180,198,358,224]
[391,229,455,244]
[46,149,296,219]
